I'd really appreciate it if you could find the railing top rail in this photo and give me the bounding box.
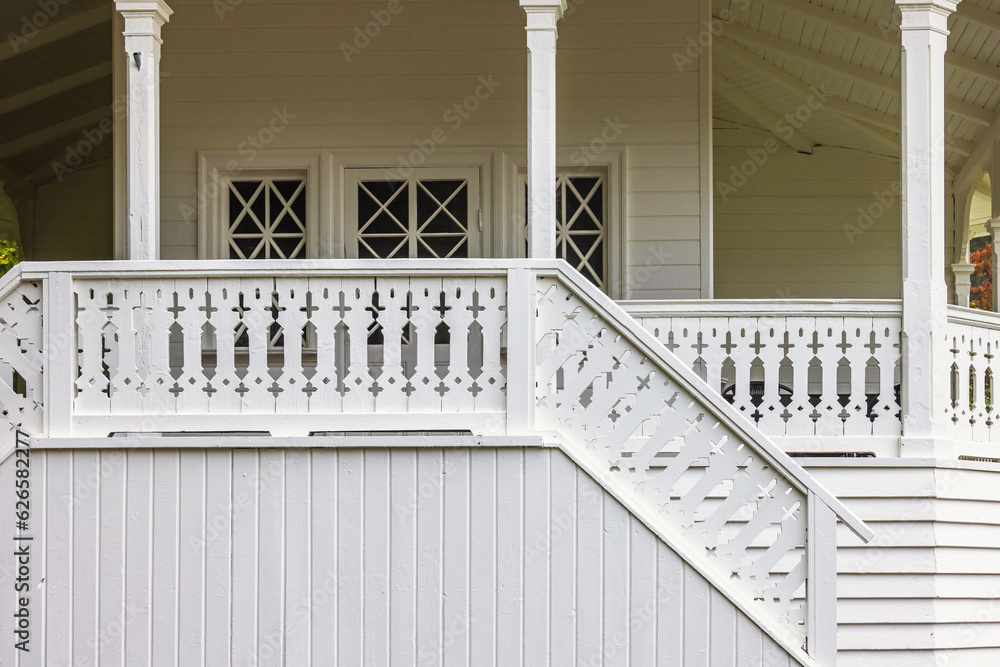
[947,304,1000,330]
[620,298,903,318]
[545,264,875,543]
[16,259,548,280]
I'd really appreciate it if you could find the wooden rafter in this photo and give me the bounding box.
[0,7,111,63]
[754,0,888,43]
[0,106,112,160]
[955,114,1000,190]
[714,75,816,152]
[714,42,900,153]
[955,3,1000,33]
[0,63,112,116]
[720,23,897,96]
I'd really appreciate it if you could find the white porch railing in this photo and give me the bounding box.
[623,301,903,443]
[944,306,1000,448]
[0,259,872,665]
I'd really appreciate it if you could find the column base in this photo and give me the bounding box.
[899,436,956,458]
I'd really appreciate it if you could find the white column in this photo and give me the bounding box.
[116,0,172,261]
[951,261,974,307]
[897,0,958,457]
[521,0,565,258]
[988,140,1000,311]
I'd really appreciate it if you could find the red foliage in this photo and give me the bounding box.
[970,241,993,311]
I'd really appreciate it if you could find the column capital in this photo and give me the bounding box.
[986,218,1000,236]
[951,260,975,280]
[116,0,173,40]
[896,0,959,33]
[520,0,566,29]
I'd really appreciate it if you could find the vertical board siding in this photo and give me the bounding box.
[158,0,705,297]
[11,446,796,666]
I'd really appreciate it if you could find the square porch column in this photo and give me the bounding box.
[897,0,959,457]
[116,0,172,261]
[987,139,1000,311]
[521,0,566,258]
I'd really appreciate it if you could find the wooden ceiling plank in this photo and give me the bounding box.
[956,3,1000,33]
[0,63,112,116]
[755,0,891,43]
[0,6,111,64]
[720,22,898,96]
[714,75,817,153]
[0,106,112,159]
[715,41,900,151]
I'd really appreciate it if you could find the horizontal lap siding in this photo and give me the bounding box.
[714,125,903,299]
[158,0,706,297]
[7,446,794,666]
[804,461,1000,666]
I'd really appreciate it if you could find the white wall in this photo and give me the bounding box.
[804,458,1000,667]
[0,445,797,666]
[714,125,902,299]
[157,0,707,297]
[28,159,114,261]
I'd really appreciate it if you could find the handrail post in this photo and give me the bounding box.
[44,272,75,437]
[505,268,536,435]
[807,490,839,665]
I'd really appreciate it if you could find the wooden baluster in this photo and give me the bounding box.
[208,278,243,417]
[374,278,408,413]
[74,280,111,416]
[475,277,506,413]
[273,278,310,415]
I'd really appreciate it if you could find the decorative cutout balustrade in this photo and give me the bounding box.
[623,301,903,440]
[0,260,872,665]
[944,306,1000,445]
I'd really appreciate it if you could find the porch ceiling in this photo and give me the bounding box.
[0,0,112,197]
[713,0,1000,181]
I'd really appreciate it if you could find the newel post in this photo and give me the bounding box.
[116,0,172,261]
[806,492,838,665]
[897,0,958,457]
[521,0,565,258]
[505,268,537,435]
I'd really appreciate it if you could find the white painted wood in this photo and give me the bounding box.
[897,0,960,458]
[807,494,839,665]
[521,0,565,259]
[116,0,172,261]
[12,446,813,665]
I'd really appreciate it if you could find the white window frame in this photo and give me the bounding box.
[198,151,324,260]
[199,150,493,260]
[344,167,483,259]
[499,148,626,299]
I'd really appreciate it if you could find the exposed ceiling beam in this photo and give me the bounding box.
[720,22,898,96]
[0,7,111,64]
[714,42,900,153]
[0,63,112,116]
[714,75,816,152]
[947,97,995,127]
[955,112,1000,190]
[0,164,37,199]
[955,3,1000,33]
[0,106,112,159]
[755,0,890,43]
[945,51,1000,85]
[947,137,978,157]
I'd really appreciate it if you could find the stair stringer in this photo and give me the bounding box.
[533,267,874,666]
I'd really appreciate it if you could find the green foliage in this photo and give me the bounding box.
[0,240,19,278]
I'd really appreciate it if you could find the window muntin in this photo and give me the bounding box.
[226,177,307,260]
[346,168,481,259]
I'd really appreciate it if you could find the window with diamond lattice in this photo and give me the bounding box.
[346,169,481,259]
[520,172,607,289]
[227,178,306,259]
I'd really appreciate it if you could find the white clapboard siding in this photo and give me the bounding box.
[157,0,706,298]
[29,157,114,261]
[714,125,903,299]
[0,446,797,666]
[802,458,1000,666]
